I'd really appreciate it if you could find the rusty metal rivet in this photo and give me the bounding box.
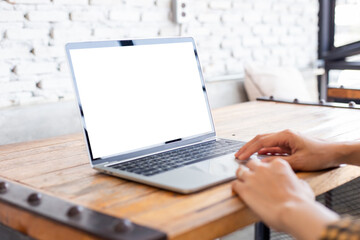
[269,95,274,100]
[0,182,9,194]
[319,99,326,105]
[114,219,134,233]
[349,101,356,108]
[293,98,299,103]
[67,206,83,218]
[27,193,42,206]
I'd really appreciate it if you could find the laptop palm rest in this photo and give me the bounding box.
[149,154,239,193]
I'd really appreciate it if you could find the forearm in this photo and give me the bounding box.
[279,200,339,240]
[333,142,360,166]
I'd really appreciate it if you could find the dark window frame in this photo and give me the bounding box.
[318,0,360,102]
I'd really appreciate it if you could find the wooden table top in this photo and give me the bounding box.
[1,101,360,240]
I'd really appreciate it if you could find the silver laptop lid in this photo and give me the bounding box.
[66,37,216,165]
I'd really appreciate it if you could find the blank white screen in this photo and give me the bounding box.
[70,42,213,159]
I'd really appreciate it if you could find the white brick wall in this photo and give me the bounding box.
[26,11,69,22]
[5,28,49,40]
[0,0,318,108]
[0,11,24,22]
[13,62,58,76]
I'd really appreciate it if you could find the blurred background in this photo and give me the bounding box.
[0,0,359,144]
[0,0,318,144]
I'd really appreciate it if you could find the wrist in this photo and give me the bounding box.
[279,198,339,240]
[332,142,360,165]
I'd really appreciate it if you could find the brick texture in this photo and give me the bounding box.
[0,0,318,108]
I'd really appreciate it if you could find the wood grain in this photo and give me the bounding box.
[0,201,100,240]
[328,88,360,99]
[1,101,360,240]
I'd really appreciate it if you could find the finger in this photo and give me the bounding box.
[237,132,291,160]
[257,147,291,155]
[261,155,293,164]
[235,133,271,157]
[235,133,271,158]
[268,158,300,176]
[260,156,279,163]
[261,155,303,172]
[246,158,261,171]
[257,147,283,155]
[231,180,245,196]
[236,165,250,181]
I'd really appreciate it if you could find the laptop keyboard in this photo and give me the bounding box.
[109,139,244,176]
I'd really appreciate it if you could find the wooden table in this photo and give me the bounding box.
[1,101,360,240]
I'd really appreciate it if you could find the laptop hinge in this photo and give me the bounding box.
[201,136,217,142]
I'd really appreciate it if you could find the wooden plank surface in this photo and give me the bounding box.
[1,101,360,240]
[328,88,360,99]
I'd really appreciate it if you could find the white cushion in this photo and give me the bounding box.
[244,64,313,102]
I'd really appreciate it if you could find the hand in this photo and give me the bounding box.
[232,158,314,232]
[235,129,341,171]
[232,158,339,240]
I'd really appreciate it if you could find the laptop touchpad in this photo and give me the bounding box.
[188,154,239,177]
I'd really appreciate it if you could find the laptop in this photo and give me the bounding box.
[65,37,245,194]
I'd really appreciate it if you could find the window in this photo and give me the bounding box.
[318,0,360,103]
[334,0,360,47]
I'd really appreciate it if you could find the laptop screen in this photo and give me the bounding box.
[67,39,214,160]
